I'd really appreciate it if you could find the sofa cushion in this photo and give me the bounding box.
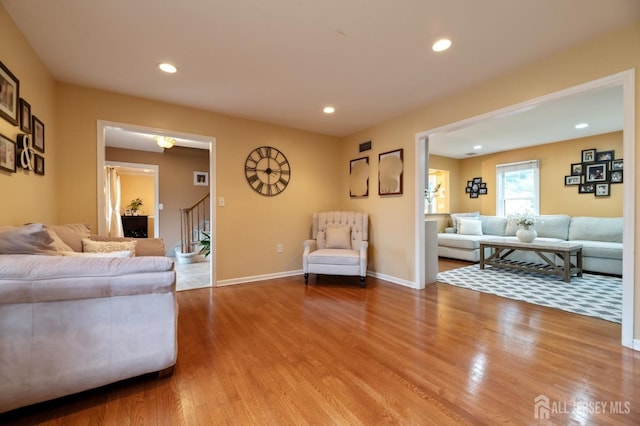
[325,225,351,249]
[0,224,64,255]
[437,233,486,250]
[480,216,507,236]
[458,219,483,236]
[60,250,133,258]
[505,214,570,239]
[48,223,91,252]
[450,212,479,233]
[569,217,623,243]
[88,235,165,256]
[82,239,138,254]
[307,249,360,265]
[573,240,623,260]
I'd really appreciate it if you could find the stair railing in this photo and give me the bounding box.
[179,193,210,254]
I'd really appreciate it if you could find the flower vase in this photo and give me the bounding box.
[516,226,537,243]
[427,202,436,214]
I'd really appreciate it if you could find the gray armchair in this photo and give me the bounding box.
[302,211,369,287]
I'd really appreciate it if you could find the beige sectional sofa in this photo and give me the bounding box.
[437,214,623,275]
[0,223,177,413]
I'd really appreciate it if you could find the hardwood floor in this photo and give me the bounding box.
[2,261,639,425]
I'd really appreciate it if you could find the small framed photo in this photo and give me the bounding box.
[596,150,614,161]
[472,177,482,184]
[19,98,31,133]
[595,183,610,197]
[194,171,209,186]
[465,187,471,193]
[34,153,45,175]
[610,170,623,184]
[480,182,486,188]
[0,61,19,125]
[0,133,16,172]
[565,175,581,186]
[579,183,595,194]
[32,115,45,152]
[581,148,596,163]
[470,192,479,198]
[478,188,488,195]
[584,162,608,183]
[466,180,473,188]
[378,148,403,195]
[611,159,623,170]
[349,156,369,197]
[570,163,583,176]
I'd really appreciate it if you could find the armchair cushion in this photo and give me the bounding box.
[325,225,351,249]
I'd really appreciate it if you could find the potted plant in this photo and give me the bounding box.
[128,198,143,215]
[199,232,211,257]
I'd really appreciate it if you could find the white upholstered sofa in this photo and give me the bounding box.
[0,223,177,413]
[303,211,369,287]
[437,214,623,275]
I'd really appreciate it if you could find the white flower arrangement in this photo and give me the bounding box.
[508,211,538,227]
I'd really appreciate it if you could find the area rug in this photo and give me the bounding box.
[174,258,212,291]
[436,264,622,323]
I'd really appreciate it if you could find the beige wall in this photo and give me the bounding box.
[107,146,209,252]
[0,6,57,225]
[447,132,623,217]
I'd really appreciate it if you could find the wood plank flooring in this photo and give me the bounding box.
[2,259,639,425]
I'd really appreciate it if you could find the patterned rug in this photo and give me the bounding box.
[437,264,622,323]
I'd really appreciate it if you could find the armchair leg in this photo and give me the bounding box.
[360,276,366,288]
[304,273,309,285]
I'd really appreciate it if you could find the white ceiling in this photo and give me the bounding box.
[3,0,638,141]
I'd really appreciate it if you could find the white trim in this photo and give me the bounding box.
[97,119,217,287]
[414,69,636,350]
[217,270,303,287]
[368,271,417,289]
[634,339,640,351]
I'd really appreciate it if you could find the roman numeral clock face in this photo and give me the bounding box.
[244,146,291,196]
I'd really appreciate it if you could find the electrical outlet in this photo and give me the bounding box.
[218,197,225,207]
[276,244,283,253]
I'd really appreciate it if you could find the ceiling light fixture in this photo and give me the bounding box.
[575,123,589,129]
[432,38,452,52]
[323,106,335,114]
[158,63,177,73]
[155,136,176,149]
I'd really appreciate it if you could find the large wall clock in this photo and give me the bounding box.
[244,146,291,196]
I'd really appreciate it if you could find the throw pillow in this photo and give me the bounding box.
[458,218,483,236]
[325,225,351,249]
[82,238,137,254]
[450,212,480,233]
[0,223,60,254]
[49,223,91,252]
[60,250,133,258]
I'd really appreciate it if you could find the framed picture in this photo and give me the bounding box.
[611,159,623,170]
[0,133,16,172]
[565,175,581,186]
[595,183,610,197]
[378,148,403,195]
[193,171,208,186]
[478,188,488,195]
[579,183,595,194]
[584,162,608,183]
[466,180,473,188]
[596,150,614,161]
[581,148,596,163]
[0,61,19,125]
[472,177,482,184]
[32,115,45,152]
[34,153,45,175]
[19,98,31,133]
[610,170,623,184]
[465,187,471,193]
[470,192,479,198]
[349,156,369,197]
[570,163,583,176]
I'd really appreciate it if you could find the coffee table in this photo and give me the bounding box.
[479,238,583,283]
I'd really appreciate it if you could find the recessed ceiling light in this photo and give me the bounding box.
[432,38,452,52]
[473,145,482,150]
[158,63,177,73]
[575,123,589,129]
[323,106,335,114]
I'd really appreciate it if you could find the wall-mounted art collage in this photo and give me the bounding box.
[349,144,404,198]
[0,59,45,176]
[564,148,622,197]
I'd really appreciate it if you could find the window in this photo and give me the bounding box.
[496,160,539,217]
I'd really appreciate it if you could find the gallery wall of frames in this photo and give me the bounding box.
[0,60,45,176]
[564,148,623,198]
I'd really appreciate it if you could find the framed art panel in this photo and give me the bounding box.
[596,150,614,161]
[584,162,608,183]
[32,115,45,152]
[595,183,610,197]
[565,175,581,186]
[570,163,583,176]
[0,61,19,125]
[0,134,16,172]
[610,170,623,184]
[581,148,595,163]
[611,159,623,170]
[19,98,31,133]
[378,149,403,195]
[579,183,595,194]
[34,153,45,175]
[349,156,369,197]
[194,171,208,186]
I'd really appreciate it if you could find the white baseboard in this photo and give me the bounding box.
[216,269,303,287]
[633,339,640,351]
[366,271,416,289]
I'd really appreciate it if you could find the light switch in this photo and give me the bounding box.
[218,197,225,207]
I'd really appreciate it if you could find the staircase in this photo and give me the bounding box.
[179,193,210,258]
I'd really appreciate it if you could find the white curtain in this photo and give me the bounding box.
[106,167,123,237]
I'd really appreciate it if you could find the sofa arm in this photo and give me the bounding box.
[359,241,369,276]
[89,235,165,256]
[302,239,317,273]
